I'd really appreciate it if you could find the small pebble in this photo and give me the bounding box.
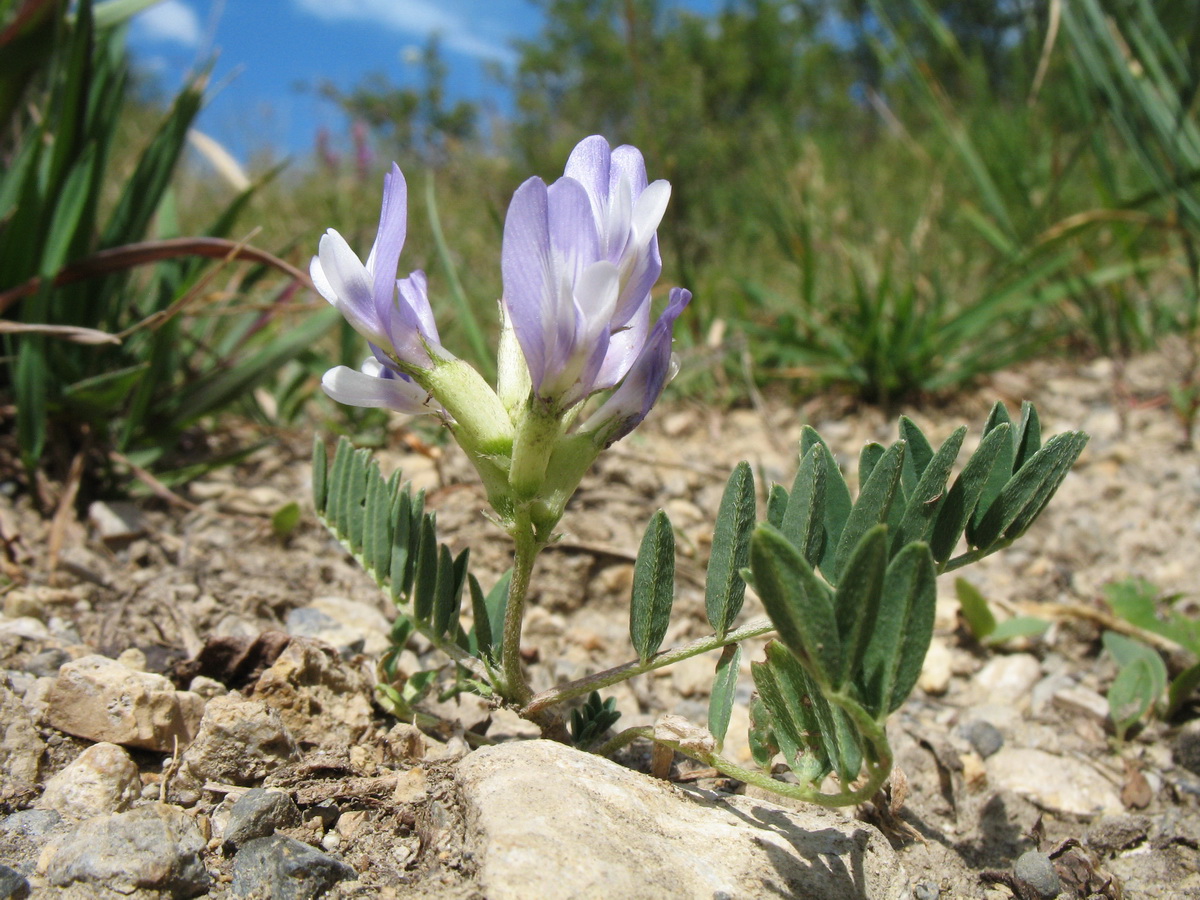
[231,834,356,900]
[959,720,1004,758]
[1085,814,1151,854]
[1013,850,1061,899]
[0,863,30,900]
[914,882,940,900]
[223,789,302,849]
[1172,719,1200,777]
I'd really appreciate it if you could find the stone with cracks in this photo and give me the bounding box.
[457,740,912,900]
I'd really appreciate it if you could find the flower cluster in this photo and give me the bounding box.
[311,136,690,535]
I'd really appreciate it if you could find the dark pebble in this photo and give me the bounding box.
[959,720,1004,758]
[26,648,70,678]
[0,864,30,900]
[1085,814,1150,854]
[224,789,302,849]
[1013,850,1061,899]
[1172,720,1200,777]
[232,834,356,900]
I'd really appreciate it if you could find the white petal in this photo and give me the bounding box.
[321,366,434,415]
[631,181,670,242]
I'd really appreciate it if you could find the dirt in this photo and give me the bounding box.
[1,345,1199,898]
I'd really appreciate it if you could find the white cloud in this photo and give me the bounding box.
[292,0,515,64]
[133,0,202,47]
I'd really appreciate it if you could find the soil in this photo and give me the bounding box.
[1,344,1199,898]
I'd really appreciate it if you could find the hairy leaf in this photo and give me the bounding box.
[706,462,756,637]
[708,643,742,750]
[630,510,676,663]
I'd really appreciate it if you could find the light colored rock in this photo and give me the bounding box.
[310,595,391,655]
[458,740,912,900]
[918,637,953,695]
[37,742,141,820]
[179,694,299,787]
[987,747,1122,816]
[46,655,205,752]
[87,500,146,543]
[970,653,1042,709]
[0,682,44,796]
[252,638,374,747]
[46,803,209,897]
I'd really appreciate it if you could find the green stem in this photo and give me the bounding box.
[522,617,777,716]
[941,538,1013,574]
[501,508,541,705]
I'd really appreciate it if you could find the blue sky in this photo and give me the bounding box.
[127,0,721,165]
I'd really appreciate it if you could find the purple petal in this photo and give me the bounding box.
[502,177,555,391]
[610,144,650,197]
[586,288,691,445]
[313,229,383,344]
[563,135,612,206]
[368,164,408,321]
[382,269,444,367]
[594,298,650,390]
[547,177,601,283]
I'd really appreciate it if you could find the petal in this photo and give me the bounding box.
[610,144,649,197]
[382,269,445,367]
[559,260,620,406]
[367,163,408,315]
[321,364,437,415]
[547,176,601,284]
[594,296,650,390]
[502,177,555,390]
[563,135,612,207]
[586,287,691,445]
[631,180,670,242]
[613,235,662,326]
[315,229,385,345]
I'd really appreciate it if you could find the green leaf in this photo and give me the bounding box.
[1012,401,1042,473]
[899,416,935,495]
[705,644,741,751]
[766,483,789,529]
[892,426,966,553]
[833,525,887,689]
[970,431,1089,549]
[931,423,1011,564]
[751,654,820,781]
[966,403,1015,544]
[432,545,465,636]
[747,692,779,770]
[985,617,1050,645]
[832,441,905,583]
[311,438,328,515]
[860,542,937,717]
[767,641,859,784]
[780,444,825,567]
[467,575,490,657]
[326,438,353,539]
[751,524,840,686]
[412,516,439,621]
[955,577,996,640]
[1103,631,1167,740]
[485,570,511,661]
[705,462,756,638]
[1166,662,1200,720]
[630,510,676,663]
[800,428,852,578]
[271,502,302,539]
[363,463,394,577]
[858,442,886,489]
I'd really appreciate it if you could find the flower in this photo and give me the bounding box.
[311,163,447,413]
[501,135,676,413]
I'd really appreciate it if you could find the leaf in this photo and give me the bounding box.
[1166,662,1200,721]
[985,617,1050,645]
[751,655,818,781]
[1012,401,1042,473]
[311,438,328,515]
[780,444,825,567]
[751,524,840,686]
[832,441,905,583]
[747,692,779,769]
[891,426,966,553]
[485,570,512,661]
[630,510,676,663]
[271,502,301,538]
[931,423,1011,564]
[412,516,439,621]
[708,643,742,750]
[858,442,886,489]
[767,641,859,784]
[832,525,887,689]
[432,545,465,636]
[705,462,756,638]
[966,403,1015,544]
[955,577,996,640]
[899,416,935,494]
[766,483,789,529]
[800,428,852,578]
[970,431,1089,549]
[1103,631,1167,739]
[860,542,937,717]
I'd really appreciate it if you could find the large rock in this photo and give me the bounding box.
[45,655,204,752]
[987,746,1122,816]
[37,742,140,820]
[457,740,912,900]
[46,803,210,898]
[180,694,299,787]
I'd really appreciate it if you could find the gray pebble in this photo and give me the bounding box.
[1013,850,1061,899]
[26,648,70,678]
[1172,719,1200,777]
[959,719,1004,758]
[224,788,302,849]
[914,882,940,900]
[0,809,62,841]
[232,834,356,899]
[0,864,30,900]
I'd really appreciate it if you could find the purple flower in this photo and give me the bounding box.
[501,135,676,412]
[312,163,447,412]
[322,354,442,417]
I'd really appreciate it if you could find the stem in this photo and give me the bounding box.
[940,538,1013,574]
[523,617,776,716]
[501,508,541,705]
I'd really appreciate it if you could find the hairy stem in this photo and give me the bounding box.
[501,509,541,705]
[522,617,776,716]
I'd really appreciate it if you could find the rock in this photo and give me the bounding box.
[46,803,210,897]
[37,742,140,820]
[958,719,1004,759]
[87,500,146,543]
[918,637,953,695]
[1086,814,1151,854]
[251,638,374,747]
[26,648,70,677]
[45,655,205,752]
[0,864,29,900]
[231,834,356,899]
[286,596,391,656]
[223,789,302,849]
[458,740,911,900]
[179,694,299,786]
[988,747,1122,816]
[971,654,1042,708]
[0,683,44,797]
[1173,719,1200,777]
[0,809,63,842]
[1013,850,1061,898]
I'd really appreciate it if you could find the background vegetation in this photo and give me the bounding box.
[3,0,1198,489]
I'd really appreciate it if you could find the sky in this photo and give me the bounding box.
[126,0,721,166]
